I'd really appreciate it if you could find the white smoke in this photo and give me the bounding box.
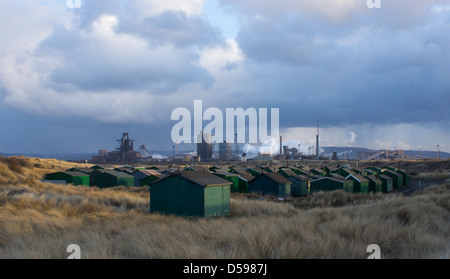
[241,138,326,158]
[283,140,325,156]
[349,131,357,144]
[150,154,168,159]
[187,150,197,156]
[260,138,279,155]
[242,138,279,158]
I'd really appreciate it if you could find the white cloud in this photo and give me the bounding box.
[199,39,244,76]
[282,123,450,153]
[223,0,364,22]
[1,0,449,154]
[373,139,393,150]
[131,0,206,17]
[349,131,357,144]
[0,3,217,124]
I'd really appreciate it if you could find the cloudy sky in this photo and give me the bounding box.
[0,0,449,155]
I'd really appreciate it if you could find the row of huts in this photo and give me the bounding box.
[43,164,410,218]
[44,165,164,187]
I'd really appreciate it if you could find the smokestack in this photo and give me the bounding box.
[316,120,319,160]
[437,145,440,160]
[280,136,283,156]
[235,133,238,157]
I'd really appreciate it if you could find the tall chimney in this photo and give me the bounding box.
[280,136,283,156]
[437,145,440,160]
[235,133,238,157]
[316,120,319,160]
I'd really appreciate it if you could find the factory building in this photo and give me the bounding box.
[196,132,213,161]
[218,141,232,161]
[92,133,141,163]
[356,150,405,160]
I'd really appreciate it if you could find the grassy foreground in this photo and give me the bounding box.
[0,156,449,259]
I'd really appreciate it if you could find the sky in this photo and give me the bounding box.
[0,0,449,155]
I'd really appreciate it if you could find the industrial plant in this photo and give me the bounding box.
[43,127,425,218]
[91,132,141,163]
[89,123,426,165]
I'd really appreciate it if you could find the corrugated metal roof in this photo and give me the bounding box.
[237,173,255,182]
[230,168,247,174]
[97,169,134,177]
[181,171,232,187]
[296,174,312,181]
[311,176,349,183]
[63,171,88,176]
[67,167,96,173]
[346,173,369,183]
[308,174,324,180]
[366,175,381,183]
[263,172,292,184]
[379,174,392,180]
[311,168,325,173]
[246,167,262,174]
[213,172,239,177]
[136,169,162,176]
[115,167,135,174]
[279,168,297,176]
[344,169,357,176]
[213,167,231,173]
[280,168,311,181]
[382,169,401,176]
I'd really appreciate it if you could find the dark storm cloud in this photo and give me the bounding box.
[36,17,215,93]
[138,11,221,47]
[1,0,450,153]
[74,0,222,47]
[0,82,6,101]
[226,1,450,128]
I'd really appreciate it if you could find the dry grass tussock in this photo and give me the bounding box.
[0,157,449,259]
[412,170,450,181]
